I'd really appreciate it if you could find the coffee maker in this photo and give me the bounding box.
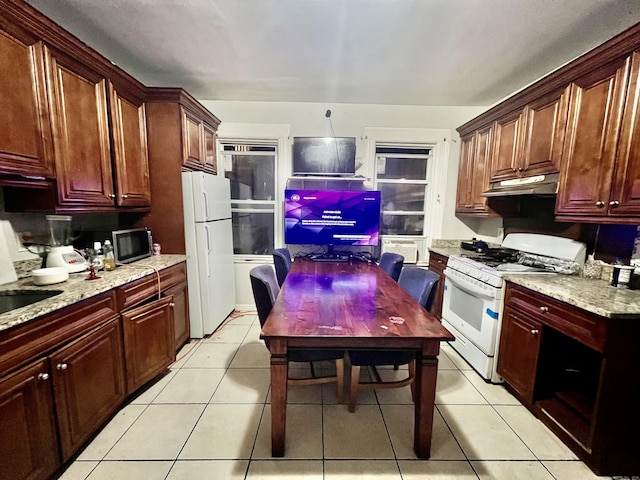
[45,215,87,273]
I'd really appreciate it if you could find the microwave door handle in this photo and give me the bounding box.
[445,272,497,300]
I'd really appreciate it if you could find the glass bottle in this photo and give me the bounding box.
[103,240,116,271]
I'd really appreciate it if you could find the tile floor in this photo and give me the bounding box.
[58,310,633,480]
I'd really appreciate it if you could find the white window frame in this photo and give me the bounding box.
[217,123,291,261]
[363,127,452,263]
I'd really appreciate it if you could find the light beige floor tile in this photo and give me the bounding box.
[542,460,607,480]
[227,311,258,326]
[323,404,395,459]
[228,342,271,368]
[494,405,578,460]
[324,459,402,478]
[171,339,203,369]
[77,404,147,460]
[153,368,226,404]
[245,460,323,479]
[179,404,262,459]
[439,405,536,460]
[436,370,489,405]
[381,405,465,460]
[460,370,520,405]
[252,404,323,459]
[372,368,414,405]
[105,404,205,460]
[85,460,173,479]
[129,369,177,404]
[243,324,263,343]
[183,342,240,368]
[57,461,98,480]
[398,460,479,479]
[205,324,252,343]
[437,352,459,370]
[440,343,474,370]
[472,460,555,479]
[267,382,323,405]
[166,459,249,479]
[210,368,270,404]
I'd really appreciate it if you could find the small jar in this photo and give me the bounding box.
[152,243,161,255]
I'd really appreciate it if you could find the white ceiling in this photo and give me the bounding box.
[27,0,640,107]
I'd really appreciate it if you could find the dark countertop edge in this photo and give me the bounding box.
[0,255,187,332]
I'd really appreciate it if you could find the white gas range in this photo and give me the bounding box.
[441,233,587,383]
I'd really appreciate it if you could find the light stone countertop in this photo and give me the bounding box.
[428,244,640,319]
[0,254,187,333]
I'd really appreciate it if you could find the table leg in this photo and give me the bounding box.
[270,352,288,457]
[413,353,438,458]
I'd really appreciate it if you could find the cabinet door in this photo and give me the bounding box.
[522,87,568,177]
[122,296,175,394]
[455,127,493,215]
[455,134,475,212]
[427,252,447,320]
[610,51,640,216]
[182,106,205,170]
[497,306,543,403]
[46,46,114,207]
[203,122,218,174]
[109,83,151,207]
[163,281,190,352]
[49,317,126,461]
[0,359,59,480]
[555,57,630,216]
[491,111,524,182]
[0,22,54,178]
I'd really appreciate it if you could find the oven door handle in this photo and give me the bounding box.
[445,271,498,300]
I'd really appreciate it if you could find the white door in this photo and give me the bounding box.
[191,172,232,222]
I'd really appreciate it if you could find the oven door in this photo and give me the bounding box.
[441,268,503,355]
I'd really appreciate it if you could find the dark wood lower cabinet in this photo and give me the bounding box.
[121,296,175,394]
[50,317,126,461]
[163,280,190,352]
[497,282,640,476]
[0,359,59,480]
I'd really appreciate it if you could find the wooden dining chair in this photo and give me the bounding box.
[347,266,440,412]
[378,252,404,282]
[249,265,345,400]
[272,248,292,287]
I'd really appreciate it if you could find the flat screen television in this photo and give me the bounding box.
[284,189,381,247]
[292,137,356,176]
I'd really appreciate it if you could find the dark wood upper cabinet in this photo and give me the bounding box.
[555,56,630,218]
[491,111,524,182]
[455,126,496,216]
[0,19,55,179]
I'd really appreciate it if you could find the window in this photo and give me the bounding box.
[375,145,433,237]
[220,143,277,255]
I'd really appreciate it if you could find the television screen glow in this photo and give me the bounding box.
[284,189,381,246]
[292,137,356,176]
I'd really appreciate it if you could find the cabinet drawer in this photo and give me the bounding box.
[116,262,187,310]
[0,291,117,375]
[505,283,607,352]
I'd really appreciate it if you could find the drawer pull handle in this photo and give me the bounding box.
[530,329,539,335]
[539,306,549,313]
[56,363,68,371]
[37,373,50,381]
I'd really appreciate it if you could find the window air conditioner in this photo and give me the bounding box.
[381,239,418,264]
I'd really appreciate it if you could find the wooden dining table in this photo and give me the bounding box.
[260,258,454,458]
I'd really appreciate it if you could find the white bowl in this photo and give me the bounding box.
[32,267,69,286]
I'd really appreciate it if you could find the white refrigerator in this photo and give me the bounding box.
[182,171,236,337]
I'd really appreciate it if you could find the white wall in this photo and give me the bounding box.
[201,100,504,306]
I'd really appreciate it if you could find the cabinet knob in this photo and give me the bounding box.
[539,306,549,313]
[121,194,129,199]
[609,200,620,207]
[169,302,175,308]
[530,329,539,335]
[37,372,50,381]
[109,193,116,199]
[56,363,68,370]
[596,201,605,207]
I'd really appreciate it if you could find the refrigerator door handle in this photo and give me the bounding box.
[202,191,210,220]
[204,225,211,278]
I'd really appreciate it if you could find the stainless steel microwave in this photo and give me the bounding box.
[110,228,153,264]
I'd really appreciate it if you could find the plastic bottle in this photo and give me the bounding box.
[91,241,104,271]
[103,240,116,271]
